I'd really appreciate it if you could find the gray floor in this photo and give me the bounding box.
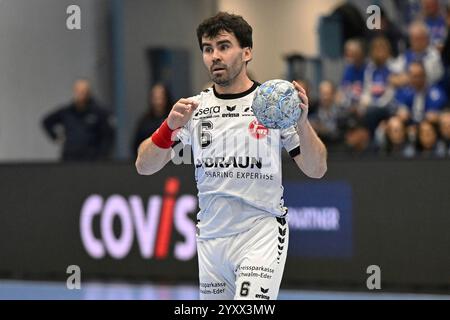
[0,280,449,300]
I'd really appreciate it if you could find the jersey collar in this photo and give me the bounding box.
[212,81,259,100]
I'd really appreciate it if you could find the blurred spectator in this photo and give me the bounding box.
[436,109,450,156]
[310,80,343,150]
[42,79,115,162]
[390,21,444,87]
[421,0,447,50]
[441,4,450,96]
[342,115,376,157]
[338,38,366,109]
[394,0,422,29]
[442,4,450,65]
[360,36,396,134]
[132,83,172,156]
[394,61,447,124]
[379,116,415,157]
[366,6,406,57]
[415,119,440,156]
[295,79,318,115]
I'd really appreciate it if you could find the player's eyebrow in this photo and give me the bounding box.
[202,39,232,49]
[216,40,232,46]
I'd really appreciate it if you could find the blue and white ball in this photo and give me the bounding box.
[252,79,301,129]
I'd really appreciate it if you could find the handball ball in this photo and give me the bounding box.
[252,79,301,129]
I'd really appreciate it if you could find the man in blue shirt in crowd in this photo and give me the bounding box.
[395,61,447,124]
[42,79,115,161]
[339,39,366,109]
[422,0,447,49]
[390,21,444,87]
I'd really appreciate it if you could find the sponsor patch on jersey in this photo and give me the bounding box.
[248,119,268,139]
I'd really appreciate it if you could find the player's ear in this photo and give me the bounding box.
[243,47,252,63]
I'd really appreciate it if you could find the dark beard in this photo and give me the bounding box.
[212,76,231,86]
[210,62,244,87]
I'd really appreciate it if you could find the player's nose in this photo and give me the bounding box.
[211,48,221,61]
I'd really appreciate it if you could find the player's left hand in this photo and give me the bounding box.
[292,80,309,128]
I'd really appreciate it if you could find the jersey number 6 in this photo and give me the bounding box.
[199,120,213,149]
[240,281,250,297]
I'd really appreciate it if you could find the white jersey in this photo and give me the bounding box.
[176,82,300,239]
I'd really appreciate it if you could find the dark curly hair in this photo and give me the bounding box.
[196,12,253,51]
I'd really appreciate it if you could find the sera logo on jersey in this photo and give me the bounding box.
[194,106,221,119]
[248,119,268,139]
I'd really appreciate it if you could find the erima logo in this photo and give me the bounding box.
[255,287,270,300]
[277,218,287,264]
[195,156,262,169]
[223,105,239,118]
[195,106,220,117]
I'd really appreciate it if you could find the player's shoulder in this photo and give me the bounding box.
[184,91,206,106]
[199,87,214,99]
[202,86,213,94]
[192,86,213,97]
[190,87,214,105]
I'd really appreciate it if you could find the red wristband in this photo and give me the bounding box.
[151,120,175,149]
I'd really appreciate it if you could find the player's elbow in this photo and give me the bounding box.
[315,152,328,178]
[311,162,327,179]
[303,156,327,179]
[303,164,326,179]
[135,158,157,175]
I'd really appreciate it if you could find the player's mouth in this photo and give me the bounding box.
[211,65,227,73]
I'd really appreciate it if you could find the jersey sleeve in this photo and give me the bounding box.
[175,125,191,146]
[281,125,300,158]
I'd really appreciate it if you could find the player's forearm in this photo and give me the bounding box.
[295,121,327,179]
[135,138,171,175]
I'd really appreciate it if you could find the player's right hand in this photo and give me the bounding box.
[167,98,199,130]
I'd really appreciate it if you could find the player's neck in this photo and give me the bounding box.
[214,73,253,95]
